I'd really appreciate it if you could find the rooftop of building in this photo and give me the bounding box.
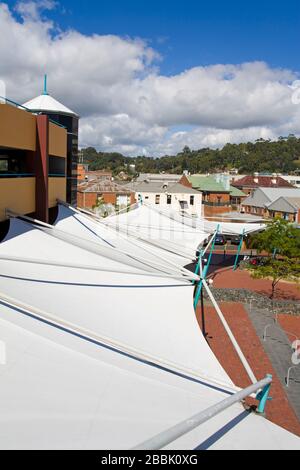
[242,187,300,208]
[78,179,134,194]
[125,180,201,195]
[232,175,295,189]
[186,175,246,197]
[267,196,300,213]
[135,173,182,183]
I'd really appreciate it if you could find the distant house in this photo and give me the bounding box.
[267,197,300,223]
[77,179,136,210]
[232,173,295,196]
[126,180,202,215]
[242,187,300,221]
[180,174,246,216]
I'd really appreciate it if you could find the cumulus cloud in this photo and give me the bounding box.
[0,1,300,155]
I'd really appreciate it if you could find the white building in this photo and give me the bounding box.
[126,180,202,215]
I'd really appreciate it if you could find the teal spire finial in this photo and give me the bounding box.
[43,74,49,95]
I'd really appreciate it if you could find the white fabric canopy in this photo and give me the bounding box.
[103,204,209,254]
[0,218,230,387]
[55,204,196,272]
[0,303,299,450]
[148,205,265,235]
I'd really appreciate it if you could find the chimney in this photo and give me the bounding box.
[271,173,277,185]
[254,172,259,184]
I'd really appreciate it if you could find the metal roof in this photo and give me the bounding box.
[187,175,246,197]
[126,181,201,195]
[243,187,300,208]
[267,197,300,213]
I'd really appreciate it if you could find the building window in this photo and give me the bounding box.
[155,194,160,204]
[167,195,172,205]
[190,195,194,206]
[0,159,8,172]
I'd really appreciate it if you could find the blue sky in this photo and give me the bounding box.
[2,0,300,155]
[9,0,300,74]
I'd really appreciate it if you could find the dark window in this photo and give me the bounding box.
[167,195,172,205]
[190,195,194,206]
[49,156,66,176]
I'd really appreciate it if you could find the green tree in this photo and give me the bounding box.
[248,218,300,259]
[248,258,300,299]
[247,218,300,298]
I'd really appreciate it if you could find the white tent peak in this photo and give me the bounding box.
[23,94,78,117]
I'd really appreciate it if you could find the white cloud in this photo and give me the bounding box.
[0,1,300,156]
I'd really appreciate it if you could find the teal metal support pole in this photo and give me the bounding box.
[233,229,245,271]
[194,225,220,310]
[43,74,48,95]
[256,374,272,414]
[194,250,203,279]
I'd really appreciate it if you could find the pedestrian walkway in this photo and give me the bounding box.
[196,301,300,437]
[245,304,300,422]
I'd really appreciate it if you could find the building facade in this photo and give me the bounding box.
[23,79,79,206]
[0,101,68,225]
[77,179,136,210]
[126,180,202,216]
[180,174,246,216]
[242,187,300,220]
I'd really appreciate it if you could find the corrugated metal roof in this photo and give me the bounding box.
[187,175,246,197]
[267,197,300,213]
[243,187,300,208]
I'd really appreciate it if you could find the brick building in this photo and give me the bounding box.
[180,174,246,216]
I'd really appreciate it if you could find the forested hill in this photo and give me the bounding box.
[81,135,300,176]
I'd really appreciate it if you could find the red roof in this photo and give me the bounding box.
[232,176,295,189]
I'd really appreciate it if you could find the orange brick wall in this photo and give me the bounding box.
[204,205,231,216]
[77,192,97,208]
[77,164,86,182]
[77,191,136,208]
[205,193,230,203]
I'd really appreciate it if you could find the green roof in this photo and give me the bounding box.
[230,186,247,197]
[187,175,246,197]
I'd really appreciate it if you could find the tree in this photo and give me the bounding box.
[247,218,300,298]
[248,218,300,259]
[248,258,300,299]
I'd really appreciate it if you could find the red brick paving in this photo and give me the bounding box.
[211,268,300,300]
[196,302,300,437]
